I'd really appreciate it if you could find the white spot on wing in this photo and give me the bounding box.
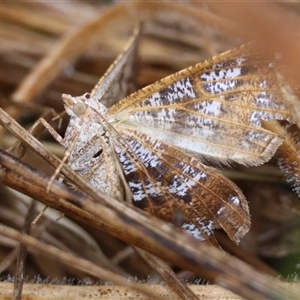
[182,222,205,241]
[204,101,221,115]
[182,218,214,241]
[229,195,240,205]
[201,67,242,81]
[116,147,137,174]
[199,100,222,116]
[201,59,244,94]
[217,207,225,215]
[130,181,161,202]
[140,77,196,107]
[167,163,207,197]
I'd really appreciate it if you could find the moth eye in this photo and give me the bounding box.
[73,102,87,116]
[84,93,91,99]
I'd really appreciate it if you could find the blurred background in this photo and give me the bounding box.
[1,0,300,289]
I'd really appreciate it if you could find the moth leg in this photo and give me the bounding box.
[6,112,77,192]
[8,110,63,158]
[6,114,71,192]
[36,118,65,145]
[2,109,66,222]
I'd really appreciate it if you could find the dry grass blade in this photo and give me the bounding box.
[8,2,237,118]
[135,248,199,300]
[0,247,18,275]
[8,109,59,159]
[13,201,36,300]
[0,115,299,299]
[216,232,278,277]
[0,224,161,299]
[0,282,249,300]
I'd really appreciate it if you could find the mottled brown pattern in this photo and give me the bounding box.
[114,131,249,243]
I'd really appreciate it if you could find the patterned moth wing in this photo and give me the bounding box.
[114,131,249,244]
[110,44,291,167]
[61,41,292,245]
[89,26,140,108]
[63,91,250,244]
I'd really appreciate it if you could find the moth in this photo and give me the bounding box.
[46,27,291,245]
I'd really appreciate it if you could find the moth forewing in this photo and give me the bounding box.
[90,26,141,108]
[109,44,291,167]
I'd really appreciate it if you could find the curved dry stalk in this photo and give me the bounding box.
[0,148,299,299]
[0,224,161,299]
[13,201,36,300]
[1,3,300,299]
[10,2,235,119]
[135,248,199,300]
